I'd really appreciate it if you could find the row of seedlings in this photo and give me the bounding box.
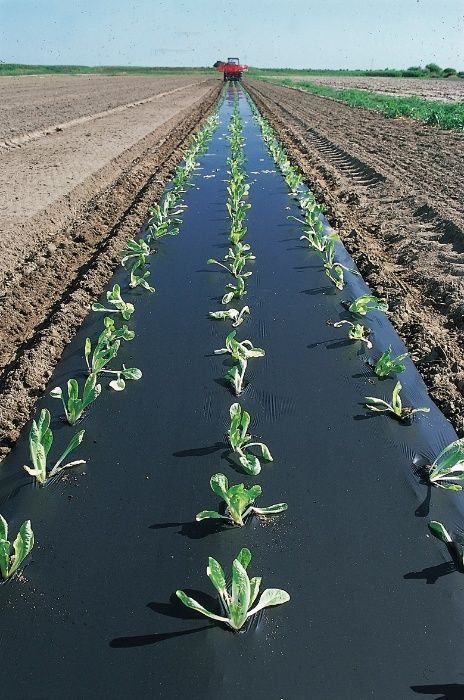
[243,88,464,571]
[0,109,220,583]
[175,86,290,631]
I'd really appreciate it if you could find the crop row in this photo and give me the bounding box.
[0,108,221,582]
[174,87,290,631]
[242,87,464,570]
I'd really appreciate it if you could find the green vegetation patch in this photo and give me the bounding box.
[264,78,464,131]
[0,63,215,76]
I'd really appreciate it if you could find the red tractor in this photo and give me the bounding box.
[214,58,248,82]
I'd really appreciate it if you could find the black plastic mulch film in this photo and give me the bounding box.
[0,87,463,700]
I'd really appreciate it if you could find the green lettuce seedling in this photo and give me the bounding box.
[428,521,464,570]
[209,306,250,328]
[365,381,430,420]
[92,284,135,320]
[226,242,255,263]
[0,516,34,580]
[215,330,265,362]
[104,365,142,392]
[23,409,85,485]
[147,199,183,240]
[227,179,250,209]
[225,357,247,396]
[349,294,388,316]
[176,547,290,631]
[298,190,325,215]
[208,257,251,279]
[50,373,101,425]
[197,473,287,526]
[222,275,247,305]
[374,346,408,378]
[85,317,135,374]
[128,259,155,293]
[322,238,360,290]
[229,225,248,245]
[285,169,303,196]
[119,238,153,266]
[426,438,464,490]
[328,320,372,349]
[228,402,272,475]
[288,214,335,253]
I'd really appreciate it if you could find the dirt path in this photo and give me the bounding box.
[268,75,464,102]
[245,78,464,435]
[0,76,221,457]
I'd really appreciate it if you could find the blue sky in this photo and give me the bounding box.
[0,0,462,69]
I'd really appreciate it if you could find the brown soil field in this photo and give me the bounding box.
[271,75,464,102]
[0,73,215,141]
[245,78,464,435]
[0,73,221,457]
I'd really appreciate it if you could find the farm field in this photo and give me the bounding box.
[245,78,464,437]
[0,74,219,141]
[264,74,464,102]
[0,73,221,455]
[1,84,464,699]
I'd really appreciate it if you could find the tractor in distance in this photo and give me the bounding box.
[214,58,248,81]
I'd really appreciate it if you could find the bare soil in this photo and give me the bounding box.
[0,73,213,140]
[271,75,464,102]
[245,78,464,436]
[0,74,221,457]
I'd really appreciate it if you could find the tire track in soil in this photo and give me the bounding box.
[0,83,222,459]
[245,79,464,438]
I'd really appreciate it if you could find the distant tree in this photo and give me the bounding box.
[458,71,464,79]
[443,67,457,76]
[425,63,442,75]
[404,66,426,77]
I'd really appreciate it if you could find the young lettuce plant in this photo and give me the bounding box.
[208,256,252,280]
[322,238,360,290]
[222,275,247,304]
[176,547,290,631]
[285,169,303,196]
[92,285,134,320]
[228,403,272,475]
[85,317,135,374]
[23,409,85,485]
[0,516,34,580]
[229,225,248,246]
[288,214,334,253]
[147,198,183,241]
[215,331,265,362]
[127,258,155,293]
[365,381,430,421]
[428,521,464,570]
[209,306,250,328]
[227,179,250,210]
[348,294,388,317]
[225,357,247,396]
[227,242,255,263]
[426,438,464,490]
[298,190,325,215]
[119,238,153,266]
[101,365,142,392]
[373,346,408,378]
[327,320,372,349]
[50,373,101,425]
[119,239,155,292]
[196,473,287,526]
